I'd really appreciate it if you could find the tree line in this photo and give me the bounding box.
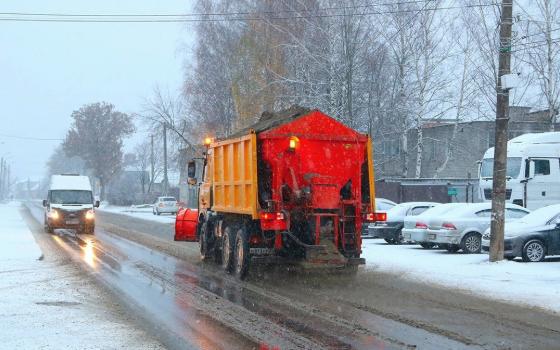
[182,0,559,178]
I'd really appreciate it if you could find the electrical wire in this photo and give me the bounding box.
[0,133,63,141]
[0,2,501,23]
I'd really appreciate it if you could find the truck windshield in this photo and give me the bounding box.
[50,190,93,205]
[480,157,522,178]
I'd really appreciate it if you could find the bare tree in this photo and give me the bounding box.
[518,0,560,129]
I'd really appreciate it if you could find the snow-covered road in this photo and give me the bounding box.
[98,204,176,224]
[363,239,560,313]
[0,202,163,349]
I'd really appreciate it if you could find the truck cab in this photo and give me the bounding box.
[43,174,99,234]
[479,132,560,210]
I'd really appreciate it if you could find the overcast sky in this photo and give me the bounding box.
[0,0,193,181]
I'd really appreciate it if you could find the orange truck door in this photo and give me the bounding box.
[174,207,199,241]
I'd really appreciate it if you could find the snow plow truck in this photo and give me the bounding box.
[175,106,384,279]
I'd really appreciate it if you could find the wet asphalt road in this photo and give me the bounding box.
[25,204,560,349]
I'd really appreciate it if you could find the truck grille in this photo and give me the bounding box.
[483,189,511,200]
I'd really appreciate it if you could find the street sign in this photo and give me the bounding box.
[448,188,458,196]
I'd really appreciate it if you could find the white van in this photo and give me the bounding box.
[43,174,99,234]
[479,132,560,210]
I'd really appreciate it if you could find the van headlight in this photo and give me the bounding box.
[85,210,95,220]
[48,209,59,220]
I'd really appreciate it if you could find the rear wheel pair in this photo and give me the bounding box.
[221,226,250,280]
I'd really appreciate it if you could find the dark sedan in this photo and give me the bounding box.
[482,204,560,262]
[368,202,438,244]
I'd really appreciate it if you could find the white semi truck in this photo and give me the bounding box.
[479,132,560,210]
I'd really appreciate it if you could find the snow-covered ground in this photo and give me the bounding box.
[0,202,163,349]
[98,204,176,224]
[362,239,560,314]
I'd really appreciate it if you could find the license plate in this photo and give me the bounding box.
[66,219,79,225]
[250,248,274,255]
[403,233,411,240]
[428,234,436,240]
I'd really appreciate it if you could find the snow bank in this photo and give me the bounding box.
[362,239,560,313]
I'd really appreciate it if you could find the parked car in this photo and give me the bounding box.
[153,196,179,215]
[376,198,397,211]
[368,202,439,244]
[362,198,397,236]
[482,204,560,262]
[402,203,465,248]
[426,203,530,254]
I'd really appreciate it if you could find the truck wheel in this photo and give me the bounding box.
[221,226,236,273]
[234,228,250,280]
[199,222,212,261]
[461,233,481,254]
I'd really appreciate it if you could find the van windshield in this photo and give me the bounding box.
[480,157,522,178]
[50,190,93,205]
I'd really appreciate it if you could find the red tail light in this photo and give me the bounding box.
[415,222,428,229]
[442,222,457,230]
[260,212,285,221]
[260,212,287,231]
[365,212,387,222]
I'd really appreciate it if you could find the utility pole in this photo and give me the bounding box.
[150,134,155,192]
[0,158,4,200]
[163,123,169,196]
[489,0,513,262]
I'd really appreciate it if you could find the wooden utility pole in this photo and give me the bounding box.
[163,123,169,196]
[489,0,513,262]
[150,134,155,191]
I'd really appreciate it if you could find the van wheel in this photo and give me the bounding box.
[522,239,546,262]
[234,228,250,280]
[221,226,236,273]
[461,233,481,254]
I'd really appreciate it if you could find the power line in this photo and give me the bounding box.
[0,133,63,141]
[0,3,501,23]
[0,1,443,18]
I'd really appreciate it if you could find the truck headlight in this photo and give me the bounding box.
[48,209,59,220]
[85,210,95,220]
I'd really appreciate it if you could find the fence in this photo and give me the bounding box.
[375,178,481,204]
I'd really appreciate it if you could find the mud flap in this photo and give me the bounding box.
[174,208,199,242]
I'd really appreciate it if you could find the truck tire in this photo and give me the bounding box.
[234,228,250,280]
[221,225,236,273]
[199,222,212,261]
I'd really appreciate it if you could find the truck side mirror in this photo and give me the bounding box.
[187,160,197,184]
[42,199,48,207]
[94,200,100,208]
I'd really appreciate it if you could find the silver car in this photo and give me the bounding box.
[368,202,439,244]
[153,196,179,215]
[402,203,465,248]
[425,203,530,253]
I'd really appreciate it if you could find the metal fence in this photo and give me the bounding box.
[375,178,481,204]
